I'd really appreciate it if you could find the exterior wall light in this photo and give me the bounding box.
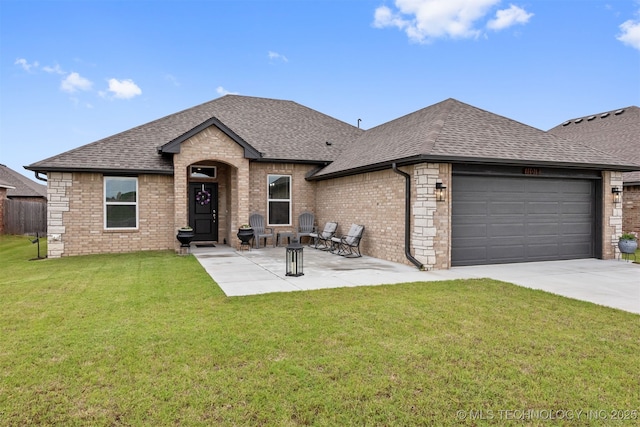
[612,187,622,205]
[286,238,304,277]
[435,182,447,202]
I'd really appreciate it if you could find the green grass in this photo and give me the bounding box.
[1,235,638,426]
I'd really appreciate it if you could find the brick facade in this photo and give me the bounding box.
[622,185,640,236]
[43,124,625,267]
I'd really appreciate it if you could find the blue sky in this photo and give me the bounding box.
[1,0,639,181]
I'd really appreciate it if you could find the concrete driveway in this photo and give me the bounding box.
[192,245,639,314]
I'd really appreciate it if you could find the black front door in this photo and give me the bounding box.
[189,182,218,242]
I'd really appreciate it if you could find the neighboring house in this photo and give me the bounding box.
[0,179,16,235]
[25,96,640,268]
[0,164,47,201]
[0,164,47,235]
[548,106,640,238]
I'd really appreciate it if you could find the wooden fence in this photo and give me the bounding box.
[3,199,47,235]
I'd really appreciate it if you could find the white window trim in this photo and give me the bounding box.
[267,174,292,226]
[104,176,139,230]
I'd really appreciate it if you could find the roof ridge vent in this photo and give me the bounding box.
[562,120,571,126]
[587,115,595,121]
[614,109,625,115]
[600,112,610,118]
[574,118,583,123]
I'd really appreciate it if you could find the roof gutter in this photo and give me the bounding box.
[392,163,424,271]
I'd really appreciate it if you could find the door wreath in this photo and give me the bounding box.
[196,189,211,206]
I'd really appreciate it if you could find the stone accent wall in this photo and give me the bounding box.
[622,185,640,236]
[0,187,6,234]
[173,126,249,250]
[248,163,317,236]
[47,172,71,257]
[603,171,624,259]
[413,163,451,270]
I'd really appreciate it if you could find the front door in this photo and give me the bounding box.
[189,182,218,242]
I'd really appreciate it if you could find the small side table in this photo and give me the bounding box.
[277,231,295,247]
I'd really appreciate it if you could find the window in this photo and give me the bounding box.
[104,177,138,229]
[267,175,291,226]
[190,165,217,179]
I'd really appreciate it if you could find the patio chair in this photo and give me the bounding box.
[249,213,275,248]
[296,212,316,244]
[308,221,338,250]
[330,224,365,257]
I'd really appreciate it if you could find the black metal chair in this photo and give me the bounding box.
[330,224,365,257]
[309,221,338,250]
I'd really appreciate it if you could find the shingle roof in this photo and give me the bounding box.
[548,106,640,184]
[26,95,363,174]
[26,96,640,180]
[0,164,47,198]
[313,99,640,178]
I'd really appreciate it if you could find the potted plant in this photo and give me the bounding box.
[237,224,253,246]
[176,226,195,247]
[618,231,638,254]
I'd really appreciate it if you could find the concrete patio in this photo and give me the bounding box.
[191,244,640,314]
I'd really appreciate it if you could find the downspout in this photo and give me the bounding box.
[392,163,424,270]
[34,172,47,182]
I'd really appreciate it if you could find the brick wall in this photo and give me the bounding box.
[622,185,640,236]
[173,126,249,250]
[248,163,317,235]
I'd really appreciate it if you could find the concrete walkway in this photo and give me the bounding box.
[192,245,640,314]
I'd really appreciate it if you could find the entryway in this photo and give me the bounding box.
[189,182,218,242]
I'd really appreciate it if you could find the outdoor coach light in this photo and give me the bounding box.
[435,182,447,202]
[612,187,622,205]
[286,238,304,277]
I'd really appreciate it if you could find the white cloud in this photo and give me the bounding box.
[105,78,142,99]
[373,0,532,43]
[43,64,65,75]
[15,58,39,72]
[617,18,640,50]
[268,51,289,62]
[216,86,238,96]
[61,72,93,93]
[487,4,533,30]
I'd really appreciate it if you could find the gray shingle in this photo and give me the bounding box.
[26,95,363,173]
[549,106,640,184]
[314,99,640,178]
[0,164,47,198]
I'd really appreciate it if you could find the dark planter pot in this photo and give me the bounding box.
[618,239,638,254]
[237,228,254,245]
[176,229,195,247]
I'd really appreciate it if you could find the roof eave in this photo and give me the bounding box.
[23,166,174,176]
[307,155,640,181]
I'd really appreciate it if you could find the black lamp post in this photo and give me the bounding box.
[286,238,304,277]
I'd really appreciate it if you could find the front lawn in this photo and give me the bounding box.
[1,235,638,426]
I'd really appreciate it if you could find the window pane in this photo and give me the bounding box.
[106,205,136,228]
[268,175,290,200]
[190,166,217,178]
[269,201,289,225]
[105,178,137,202]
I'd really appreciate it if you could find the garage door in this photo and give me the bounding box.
[452,175,595,266]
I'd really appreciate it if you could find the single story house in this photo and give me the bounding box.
[548,106,640,236]
[25,96,640,269]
